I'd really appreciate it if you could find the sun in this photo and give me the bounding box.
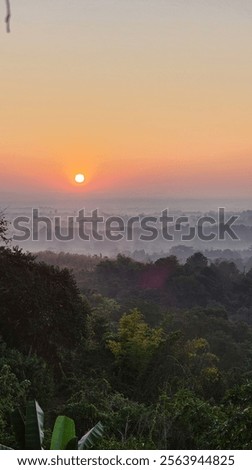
[75,173,85,184]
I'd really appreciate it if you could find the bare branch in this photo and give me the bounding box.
[5,0,11,33]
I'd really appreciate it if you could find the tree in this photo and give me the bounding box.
[0,246,90,364]
[0,213,9,244]
[186,338,223,400]
[107,309,163,397]
[185,252,208,272]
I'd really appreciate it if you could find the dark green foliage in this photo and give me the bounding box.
[2,233,252,449]
[0,399,103,450]
[0,246,89,364]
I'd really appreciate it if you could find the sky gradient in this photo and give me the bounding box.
[1,0,252,198]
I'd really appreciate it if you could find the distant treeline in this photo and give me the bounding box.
[37,250,252,323]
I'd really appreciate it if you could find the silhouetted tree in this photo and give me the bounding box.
[0,213,9,244]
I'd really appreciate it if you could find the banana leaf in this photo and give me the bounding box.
[25,400,44,450]
[11,408,25,450]
[78,421,104,450]
[50,416,76,450]
[0,444,13,450]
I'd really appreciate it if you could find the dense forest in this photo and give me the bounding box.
[1,219,252,449]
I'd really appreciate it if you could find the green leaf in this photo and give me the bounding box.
[78,421,104,450]
[50,416,76,450]
[11,408,25,450]
[25,400,44,450]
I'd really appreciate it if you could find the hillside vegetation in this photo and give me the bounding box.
[1,245,252,448]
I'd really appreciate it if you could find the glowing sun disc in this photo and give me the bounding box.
[75,173,85,183]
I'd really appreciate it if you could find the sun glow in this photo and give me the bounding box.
[75,173,85,184]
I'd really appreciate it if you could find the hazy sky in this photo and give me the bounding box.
[1,0,252,198]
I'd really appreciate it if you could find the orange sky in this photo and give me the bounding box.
[1,0,252,198]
